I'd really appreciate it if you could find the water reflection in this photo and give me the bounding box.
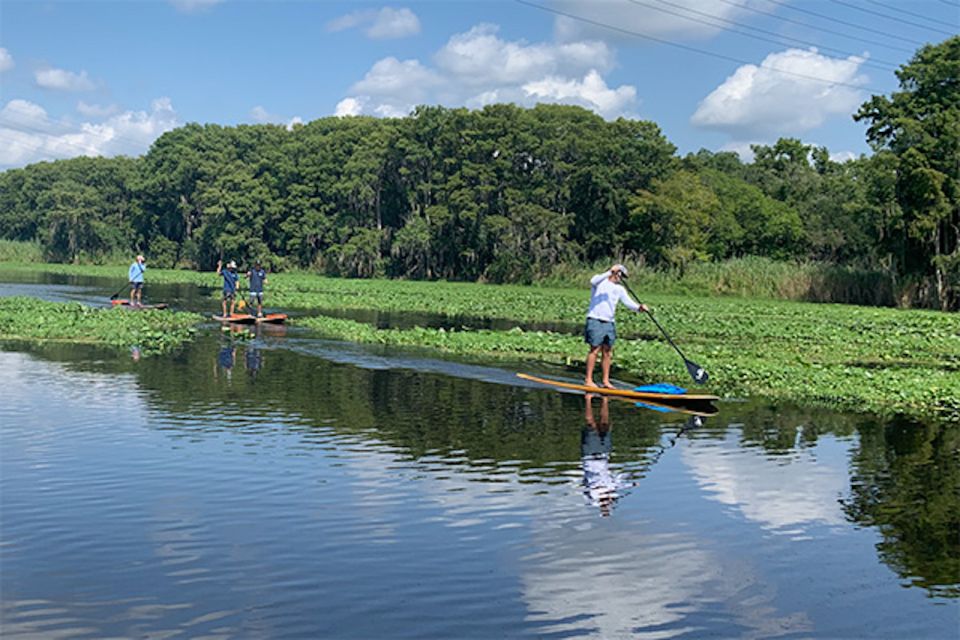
[582,394,629,516]
[215,341,236,380]
[1,332,957,638]
[245,343,263,379]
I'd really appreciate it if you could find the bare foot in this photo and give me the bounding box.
[601,381,616,389]
[585,379,598,388]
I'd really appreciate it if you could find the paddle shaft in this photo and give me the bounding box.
[620,279,709,384]
[111,264,144,300]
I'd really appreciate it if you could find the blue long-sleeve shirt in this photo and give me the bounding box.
[129,262,145,283]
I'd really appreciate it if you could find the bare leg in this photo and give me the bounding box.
[129,287,135,306]
[585,345,601,386]
[601,345,614,388]
[229,296,236,315]
[221,298,227,317]
[136,287,142,306]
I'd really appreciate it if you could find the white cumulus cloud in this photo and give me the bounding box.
[35,67,96,92]
[0,48,13,73]
[250,105,303,129]
[327,7,421,39]
[335,97,365,117]
[829,150,857,163]
[435,24,614,87]
[0,98,179,168]
[691,48,868,138]
[524,70,637,118]
[337,23,638,120]
[552,0,754,42]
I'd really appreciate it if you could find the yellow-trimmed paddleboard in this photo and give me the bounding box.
[516,373,719,402]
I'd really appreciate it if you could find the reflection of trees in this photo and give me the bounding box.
[732,402,861,454]
[842,419,960,597]
[15,338,960,597]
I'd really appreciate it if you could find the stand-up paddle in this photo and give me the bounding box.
[108,283,127,301]
[621,278,710,385]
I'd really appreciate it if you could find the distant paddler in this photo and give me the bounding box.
[128,254,146,307]
[584,264,649,389]
[216,259,240,317]
[246,260,268,318]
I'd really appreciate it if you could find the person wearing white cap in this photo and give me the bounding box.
[584,264,649,388]
[216,259,240,317]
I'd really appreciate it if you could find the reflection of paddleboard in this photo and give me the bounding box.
[516,373,719,402]
[608,394,719,417]
[212,313,288,325]
[111,300,169,310]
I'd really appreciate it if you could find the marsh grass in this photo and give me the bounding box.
[0,240,43,263]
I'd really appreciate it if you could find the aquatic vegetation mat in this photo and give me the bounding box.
[0,296,202,355]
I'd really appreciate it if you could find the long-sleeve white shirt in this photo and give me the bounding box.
[586,271,639,322]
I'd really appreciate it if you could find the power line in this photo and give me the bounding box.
[712,0,917,55]
[515,0,883,93]
[828,0,956,37]
[638,0,898,70]
[762,0,931,47]
[0,118,158,164]
[865,0,960,30]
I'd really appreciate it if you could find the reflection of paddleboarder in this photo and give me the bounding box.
[216,342,236,380]
[581,394,631,517]
[244,344,263,379]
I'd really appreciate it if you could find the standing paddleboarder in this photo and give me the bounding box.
[584,264,649,388]
[217,259,240,317]
[128,254,146,307]
[246,260,268,318]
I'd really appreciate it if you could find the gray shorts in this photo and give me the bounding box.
[129,282,143,291]
[249,291,263,303]
[584,317,616,347]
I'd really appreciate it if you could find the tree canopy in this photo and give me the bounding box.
[1,38,957,309]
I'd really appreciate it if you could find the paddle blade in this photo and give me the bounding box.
[686,359,709,385]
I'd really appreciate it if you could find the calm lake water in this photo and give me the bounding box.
[1,276,958,638]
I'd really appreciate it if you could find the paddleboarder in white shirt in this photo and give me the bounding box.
[584,264,649,388]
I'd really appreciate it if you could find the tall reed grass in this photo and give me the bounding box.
[0,240,43,263]
[539,256,896,306]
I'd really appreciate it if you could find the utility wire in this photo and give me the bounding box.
[515,0,882,93]
[762,0,931,46]
[865,0,960,30]
[0,119,158,163]
[638,0,898,70]
[712,0,917,54]
[828,0,956,37]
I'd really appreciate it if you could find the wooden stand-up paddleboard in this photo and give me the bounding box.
[517,373,719,417]
[516,373,719,402]
[111,300,169,310]
[212,313,288,325]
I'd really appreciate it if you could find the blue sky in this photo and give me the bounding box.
[0,0,956,169]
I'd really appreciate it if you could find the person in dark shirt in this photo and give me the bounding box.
[246,260,268,318]
[217,259,240,317]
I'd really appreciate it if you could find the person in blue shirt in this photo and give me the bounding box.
[246,260,268,318]
[128,254,146,307]
[216,259,240,317]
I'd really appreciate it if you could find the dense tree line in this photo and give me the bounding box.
[1,38,956,309]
